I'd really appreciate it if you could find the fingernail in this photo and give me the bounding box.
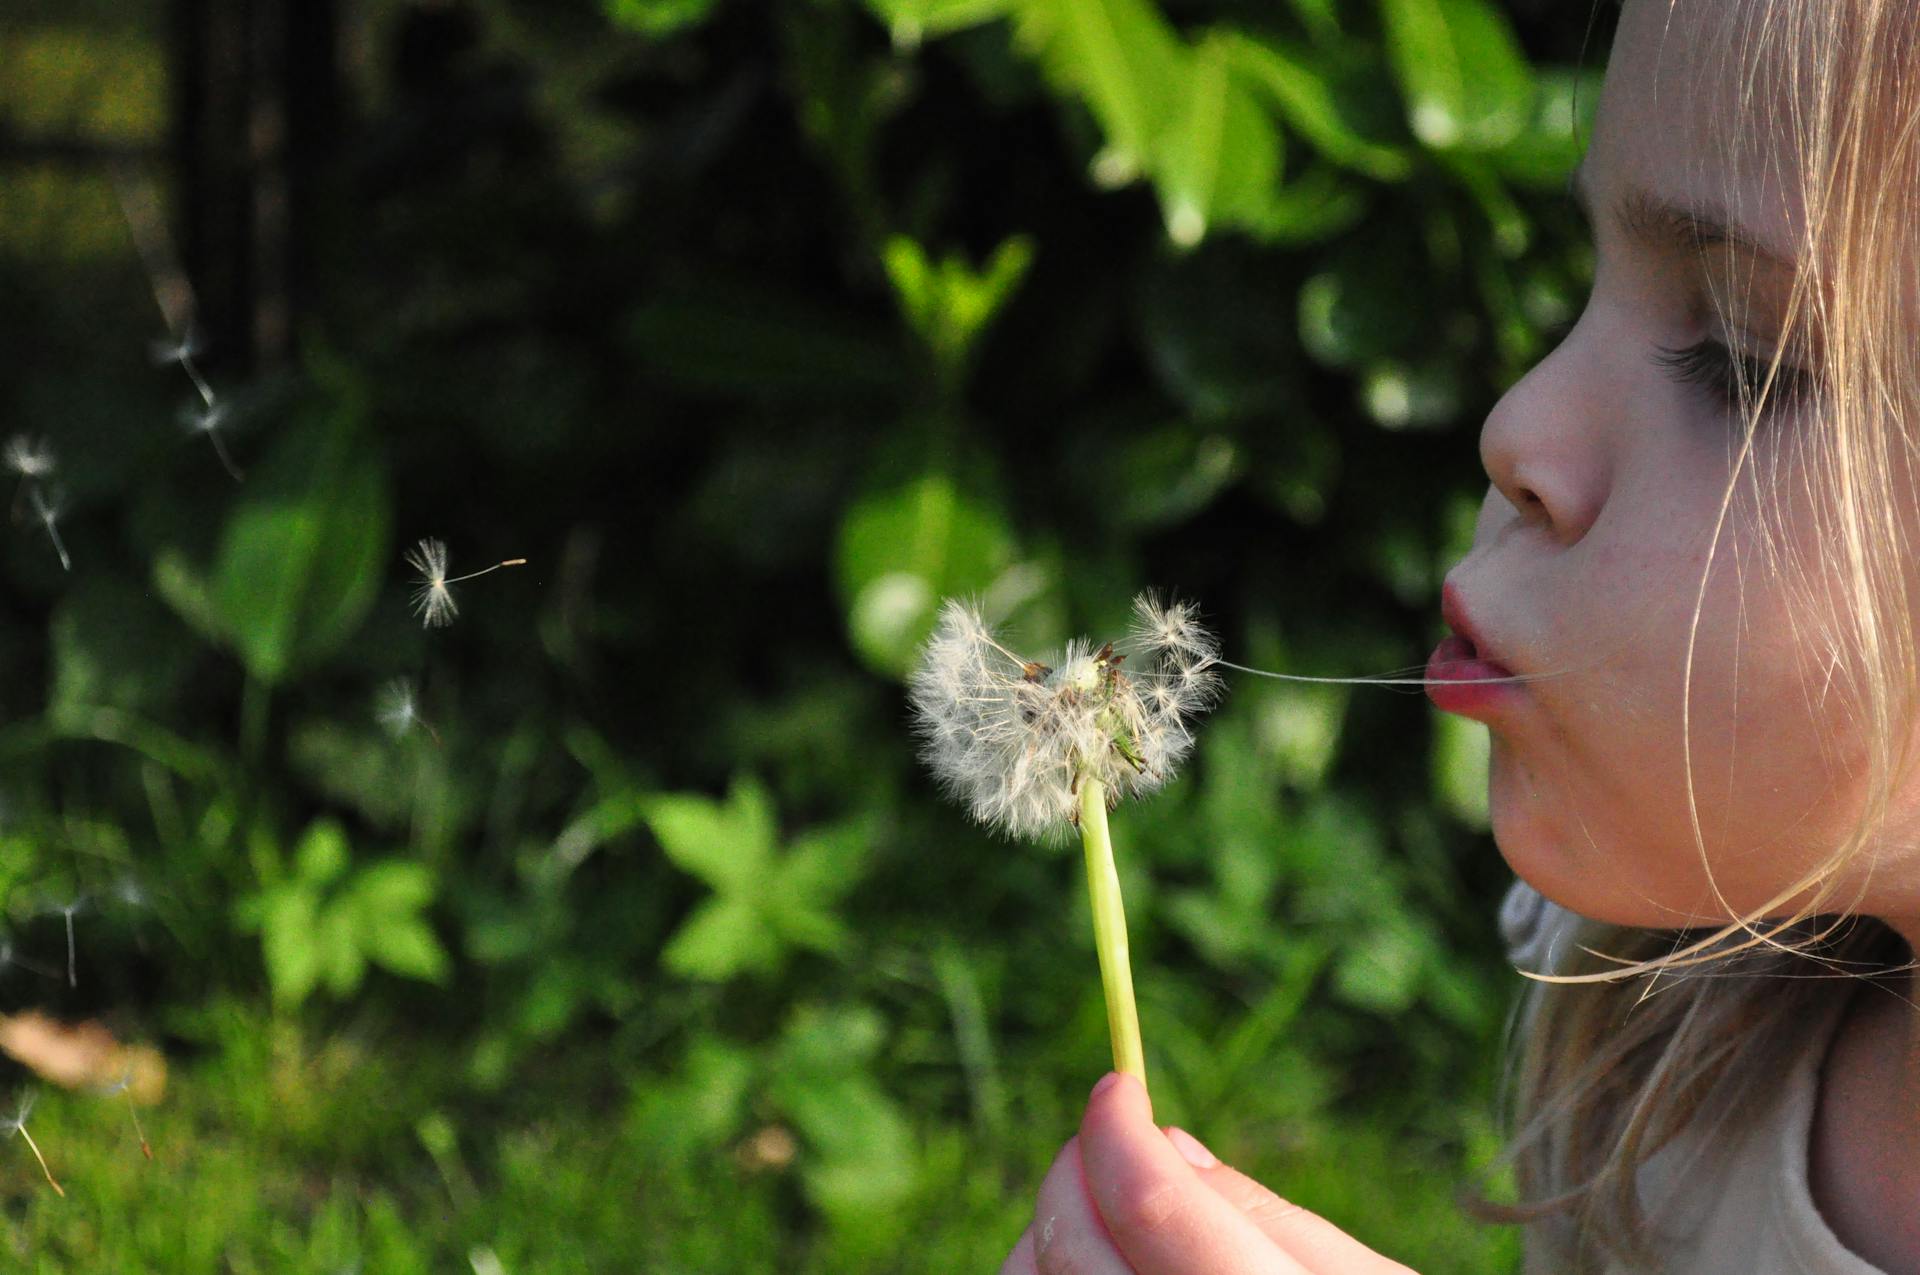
[1166,1126,1218,1169]
[1090,1071,1124,1101]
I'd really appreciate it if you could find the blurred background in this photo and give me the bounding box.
[0,0,1605,1269]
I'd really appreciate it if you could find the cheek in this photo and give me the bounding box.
[1490,513,1868,926]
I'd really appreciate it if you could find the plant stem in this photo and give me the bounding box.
[1078,776,1147,1089]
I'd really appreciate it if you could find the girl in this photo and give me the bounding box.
[1000,0,1920,1271]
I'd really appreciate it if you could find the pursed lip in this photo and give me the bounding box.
[1440,578,1509,672]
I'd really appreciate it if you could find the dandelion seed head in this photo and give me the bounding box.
[3,436,55,480]
[406,538,458,628]
[908,595,1222,841]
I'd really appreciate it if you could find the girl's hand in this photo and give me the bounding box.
[1000,1072,1419,1275]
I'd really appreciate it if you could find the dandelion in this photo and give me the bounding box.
[908,592,1223,1089]
[2,1093,64,1196]
[406,538,527,629]
[909,593,1221,842]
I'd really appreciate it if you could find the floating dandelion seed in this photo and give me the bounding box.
[406,538,528,629]
[3,435,55,480]
[908,593,1222,842]
[179,400,243,483]
[2,1093,64,1196]
[909,592,1224,1092]
[96,1068,152,1161]
[375,677,440,744]
[28,484,72,572]
[49,898,87,990]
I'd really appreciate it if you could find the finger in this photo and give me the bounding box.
[1000,1227,1040,1275]
[1030,1135,1134,1275]
[1077,1073,1311,1275]
[1165,1127,1418,1274]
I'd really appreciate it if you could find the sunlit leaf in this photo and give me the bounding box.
[1380,0,1534,151]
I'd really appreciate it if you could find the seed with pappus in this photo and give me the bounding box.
[406,538,527,628]
[908,593,1222,841]
[3,436,55,480]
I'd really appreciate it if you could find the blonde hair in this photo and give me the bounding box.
[1462,2,1920,1269]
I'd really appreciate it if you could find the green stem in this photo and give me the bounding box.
[1078,776,1147,1089]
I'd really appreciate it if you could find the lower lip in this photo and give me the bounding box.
[1425,634,1523,718]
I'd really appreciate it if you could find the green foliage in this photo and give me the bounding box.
[240,819,451,1009]
[648,775,872,980]
[0,0,1608,1267]
[153,365,390,688]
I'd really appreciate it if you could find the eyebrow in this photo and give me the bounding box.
[1567,160,1798,274]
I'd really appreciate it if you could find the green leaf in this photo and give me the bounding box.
[864,0,1011,49]
[363,917,452,984]
[318,902,367,997]
[1286,0,1340,43]
[774,818,873,913]
[48,575,195,726]
[1488,67,1602,189]
[188,375,389,686]
[349,860,438,918]
[1152,34,1283,248]
[1010,0,1185,187]
[604,0,718,37]
[662,895,782,980]
[294,819,351,887]
[882,234,1036,385]
[1218,31,1414,181]
[1379,0,1534,151]
[647,775,775,894]
[834,473,1017,678]
[1243,164,1369,245]
[260,886,321,1009]
[152,549,225,647]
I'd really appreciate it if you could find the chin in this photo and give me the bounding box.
[1486,740,1642,927]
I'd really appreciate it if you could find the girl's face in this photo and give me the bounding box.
[1450,0,1920,931]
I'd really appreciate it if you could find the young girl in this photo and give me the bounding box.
[999,0,1920,1271]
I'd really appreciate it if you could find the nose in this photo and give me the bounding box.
[1477,325,1612,543]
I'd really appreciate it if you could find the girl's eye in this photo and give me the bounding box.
[1651,339,1818,418]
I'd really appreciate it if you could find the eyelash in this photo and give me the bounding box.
[1557,201,1817,419]
[1541,318,1817,419]
[1649,339,1817,416]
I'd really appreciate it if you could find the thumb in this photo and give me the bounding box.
[1163,1126,1419,1274]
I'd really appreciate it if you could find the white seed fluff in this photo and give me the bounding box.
[375,678,422,738]
[908,593,1222,842]
[2,436,55,480]
[407,537,458,628]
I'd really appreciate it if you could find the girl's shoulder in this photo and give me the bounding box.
[1498,877,1590,974]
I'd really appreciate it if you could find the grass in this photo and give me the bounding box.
[0,996,1524,1273]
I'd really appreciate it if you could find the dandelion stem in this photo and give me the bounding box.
[1077,776,1146,1090]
